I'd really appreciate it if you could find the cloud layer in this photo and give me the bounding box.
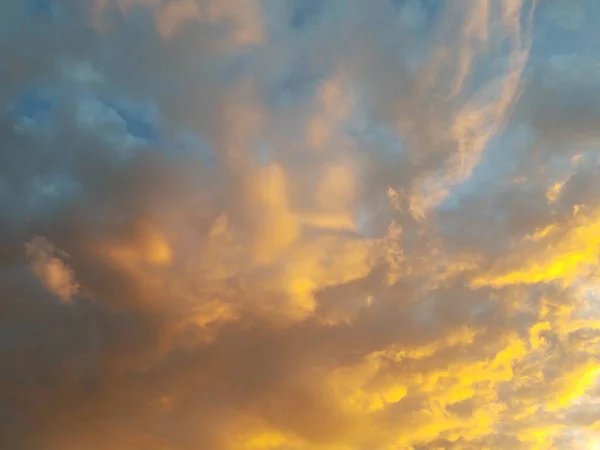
[1,0,600,449]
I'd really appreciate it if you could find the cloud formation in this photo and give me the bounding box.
[1,0,600,449]
[25,236,80,302]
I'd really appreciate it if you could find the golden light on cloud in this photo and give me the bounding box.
[25,236,80,302]
[93,221,173,266]
[472,209,600,288]
[4,0,600,449]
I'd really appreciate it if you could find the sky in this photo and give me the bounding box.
[1,0,600,449]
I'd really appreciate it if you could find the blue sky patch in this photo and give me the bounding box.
[106,102,162,143]
[12,89,53,123]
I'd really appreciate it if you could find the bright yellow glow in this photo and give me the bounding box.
[472,211,600,288]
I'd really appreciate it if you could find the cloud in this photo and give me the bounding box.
[1,0,600,449]
[94,0,264,43]
[25,236,80,302]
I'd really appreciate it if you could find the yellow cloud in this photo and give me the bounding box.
[547,362,600,411]
[275,235,376,319]
[245,163,301,265]
[94,221,173,266]
[472,210,600,288]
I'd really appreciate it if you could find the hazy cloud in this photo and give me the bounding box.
[25,236,80,303]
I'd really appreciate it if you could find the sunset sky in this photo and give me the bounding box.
[2,0,600,449]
